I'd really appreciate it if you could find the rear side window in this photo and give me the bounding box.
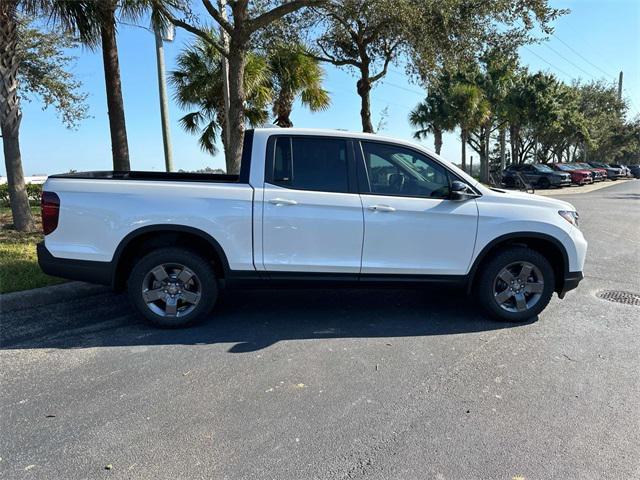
[271,136,349,193]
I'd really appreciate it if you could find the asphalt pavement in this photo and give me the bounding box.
[1,180,639,480]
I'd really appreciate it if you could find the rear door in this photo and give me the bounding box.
[261,135,364,274]
[357,141,478,275]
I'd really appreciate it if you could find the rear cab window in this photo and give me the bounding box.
[269,136,350,193]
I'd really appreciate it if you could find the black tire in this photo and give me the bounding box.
[476,246,555,323]
[538,177,551,189]
[127,247,218,328]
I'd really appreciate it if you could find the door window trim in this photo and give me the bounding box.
[355,139,481,199]
[264,134,359,194]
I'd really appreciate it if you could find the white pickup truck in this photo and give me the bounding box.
[38,128,587,327]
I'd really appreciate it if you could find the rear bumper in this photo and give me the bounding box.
[558,271,584,298]
[37,242,113,286]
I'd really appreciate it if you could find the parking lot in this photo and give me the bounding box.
[1,180,639,479]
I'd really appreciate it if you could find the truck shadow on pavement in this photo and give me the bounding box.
[1,287,535,352]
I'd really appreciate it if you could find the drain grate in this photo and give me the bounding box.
[596,290,640,306]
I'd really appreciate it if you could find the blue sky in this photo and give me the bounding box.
[5,0,639,176]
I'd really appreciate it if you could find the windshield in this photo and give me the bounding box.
[556,164,574,171]
[534,164,554,173]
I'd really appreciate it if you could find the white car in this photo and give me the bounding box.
[38,129,587,327]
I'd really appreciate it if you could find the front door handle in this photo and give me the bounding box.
[269,198,298,206]
[368,204,395,212]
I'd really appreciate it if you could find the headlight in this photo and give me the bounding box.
[559,210,579,227]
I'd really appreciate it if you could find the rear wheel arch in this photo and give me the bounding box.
[467,232,569,294]
[111,225,230,290]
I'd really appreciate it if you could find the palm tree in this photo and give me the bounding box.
[268,43,330,127]
[44,0,163,171]
[449,82,490,172]
[170,37,272,157]
[409,93,455,155]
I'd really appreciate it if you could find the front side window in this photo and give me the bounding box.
[272,136,349,193]
[360,142,450,198]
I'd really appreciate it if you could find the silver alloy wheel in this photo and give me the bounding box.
[492,261,544,313]
[142,263,201,317]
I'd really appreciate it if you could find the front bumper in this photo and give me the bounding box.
[37,242,113,286]
[558,271,584,298]
[551,177,572,186]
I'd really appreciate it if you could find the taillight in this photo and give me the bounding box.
[41,191,60,235]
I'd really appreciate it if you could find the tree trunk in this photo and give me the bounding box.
[274,90,294,128]
[0,2,35,232]
[356,76,374,133]
[100,4,130,171]
[509,125,520,165]
[480,125,490,184]
[225,42,247,174]
[499,127,506,172]
[460,129,467,172]
[434,128,442,155]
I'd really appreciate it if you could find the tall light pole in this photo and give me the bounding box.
[617,71,623,101]
[155,24,174,172]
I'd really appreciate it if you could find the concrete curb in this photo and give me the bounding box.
[0,281,110,314]
[533,179,635,196]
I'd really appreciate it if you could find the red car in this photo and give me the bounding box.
[572,162,607,182]
[550,163,594,185]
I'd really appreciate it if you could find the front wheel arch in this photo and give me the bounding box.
[467,233,568,294]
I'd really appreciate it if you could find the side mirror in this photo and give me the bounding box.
[449,181,478,201]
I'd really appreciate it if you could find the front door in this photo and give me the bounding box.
[358,141,478,276]
[262,136,363,273]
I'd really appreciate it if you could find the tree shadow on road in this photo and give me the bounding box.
[1,287,535,352]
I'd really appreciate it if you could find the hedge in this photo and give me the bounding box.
[0,183,43,207]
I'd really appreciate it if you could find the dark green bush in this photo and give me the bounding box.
[0,183,9,207]
[0,182,43,207]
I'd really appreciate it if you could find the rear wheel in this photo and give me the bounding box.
[476,247,555,322]
[127,247,218,328]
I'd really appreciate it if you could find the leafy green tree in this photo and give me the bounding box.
[155,0,325,174]
[38,0,164,171]
[448,81,491,171]
[311,0,415,132]
[0,7,88,232]
[409,90,456,155]
[268,42,330,127]
[575,80,627,162]
[313,0,563,134]
[170,36,271,156]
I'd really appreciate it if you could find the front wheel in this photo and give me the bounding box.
[127,247,218,328]
[476,247,555,322]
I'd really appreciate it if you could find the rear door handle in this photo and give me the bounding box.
[268,198,298,206]
[368,204,395,212]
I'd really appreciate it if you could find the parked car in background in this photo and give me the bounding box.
[37,128,587,326]
[628,165,640,179]
[588,162,623,180]
[502,164,571,189]
[572,163,606,181]
[609,163,631,177]
[549,163,593,186]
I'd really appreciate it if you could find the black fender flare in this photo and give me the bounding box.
[111,224,231,285]
[466,231,569,293]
